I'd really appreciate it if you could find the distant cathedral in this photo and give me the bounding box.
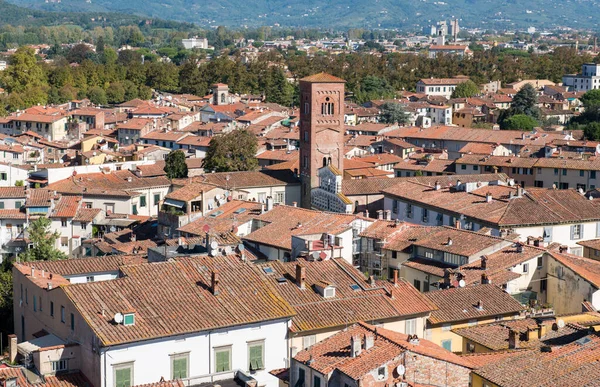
[299,73,352,213]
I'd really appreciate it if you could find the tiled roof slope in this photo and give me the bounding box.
[20,255,143,276]
[425,284,525,325]
[384,182,600,227]
[243,205,362,250]
[48,170,170,197]
[548,250,600,288]
[257,258,435,332]
[0,366,92,387]
[300,72,346,83]
[197,169,299,188]
[294,322,472,379]
[62,255,295,345]
[472,333,600,387]
[342,173,507,196]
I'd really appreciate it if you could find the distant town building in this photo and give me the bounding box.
[563,63,600,92]
[181,37,209,49]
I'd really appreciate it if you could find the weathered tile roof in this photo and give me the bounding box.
[0,366,92,387]
[383,181,600,227]
[19,255,143,276]
[294,322,472,379]
[197,169,299,188]
[472,333,600,386]
[62,255,296,346]
[300,72,346,83]
[548,250,600,289]
[0,187,27,198]
[165,182,219,202]
[73,208,101,222]
[243,205,360,250]
[257,258,435,333]
[425,284,525,325]
[50,195,82,218]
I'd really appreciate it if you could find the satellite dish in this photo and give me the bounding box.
[210,249,218,256]
[110,226,116,233]
[237,243,245,252]
[557,319,565,329]
[202,224,210,233]
[210,241,219,249]
[458,279,466,288]
[225,246,233,255]
[114,313,124,324]
[396,364,406,376]
[312,251,320,260]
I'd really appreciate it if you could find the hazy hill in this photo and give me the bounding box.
[5,0,600,29]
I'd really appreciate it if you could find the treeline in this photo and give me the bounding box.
[0,44,596,114]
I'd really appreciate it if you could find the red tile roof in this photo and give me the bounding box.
[294,322,472,379]
[425,284,525,325]
[300,72,346,83]
[62,255,296,345]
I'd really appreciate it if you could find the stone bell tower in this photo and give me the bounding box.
[298,73,346,209]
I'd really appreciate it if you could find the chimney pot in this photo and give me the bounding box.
[369,275,376,286]
[481,255,488,270]
[351,335,362,357]
[481,273,490,284]
[434,181,441,190]
[364,334,375,350]
[508,329,520,349]
[455,220,461,229]
[31,267,35,277]
[384,210,391,221]
[377,210,384,220]
[392,269,399,285]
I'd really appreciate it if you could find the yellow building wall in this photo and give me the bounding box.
[428,317,501,353]
[471,374,499,387]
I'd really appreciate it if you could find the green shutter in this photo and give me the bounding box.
[442,340,452,351]
[216,350,230,372]
[173,357,187,379]
[249,344,263,370]
[115,368,131,387]
[140,195,146,207]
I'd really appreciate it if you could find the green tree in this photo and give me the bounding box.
[379,102,409,124]
[21,217,67,262]
[203,130,258,172]
[502,114,539,131]
[355,75,395,103]
[138,85,153,100]
[88,86,108,105]
[584,122,600,141]
[106,82,126,104]
[511,83,541,119]
[14,180,24,186]
[164,150,188,179]
[2,47,47,94]
[451,80,480,98]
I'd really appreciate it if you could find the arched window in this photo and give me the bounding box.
[220,93,226,103]
[323,157,327,167]
[321,97,334,115]
[328,157,332,165]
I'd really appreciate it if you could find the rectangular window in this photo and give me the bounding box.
[140,195,146,207]
[537,256,543,268]
[592,171,597,179]
[562,169,567,176]
[422,208,428,223]
[0,202,4,209]
[274,191,285,204]
[461,164,466,170]
[50,301,54,317]
[554,168,559,176]
[61,237,68,247]
[571,224,583,240]
[406,203,413,218]
[413,279,421,291]
[52,359,68,372]
[405,318,417,335]
[38,296,42,311]
[442,323,452,331]
[473,165,479,171]
[442,339,452,351]
[154,194,161,206]
[60,306,65,323]
[522,263,529,273]
[61,218,67,227]
[215,346,232,372]
[70,313,75,330]
[298,368,305,386]
[132,204,138,215]
[580,170,585,177]
[15,201,21,208]
[302,335,316,349]
[123,314,135,326]
[33,295,37,312]
[313,376,321,387]
[171,353,189,379]
[248,341,265,371]
[114,364,132,387]
[392,200,398,214]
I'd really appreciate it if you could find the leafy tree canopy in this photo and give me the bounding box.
[21,217,68,262]
[450,79,480,98]
[502,114,539,131]
[164,150,188,179]
[379,102,409,125]
[203,130,258,172]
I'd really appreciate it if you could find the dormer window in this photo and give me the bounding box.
[315,281,336,298]
[323,287,335,298]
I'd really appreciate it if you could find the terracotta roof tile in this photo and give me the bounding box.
[425,284,525,325]
[300,72,346,83]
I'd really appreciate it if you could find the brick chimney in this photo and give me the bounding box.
[455,220,461,229]
[392,269,399,285]
[434,181,441,191]
[296,264,306,289]
[211,270,220,295]
[384,210,391,221]
[481,255,488,270]
[508,329,520,349]
[377,210,384,220]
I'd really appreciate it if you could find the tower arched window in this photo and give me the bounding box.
[323,157,327,167]
[321,97,334,115]
[221,93,226,103]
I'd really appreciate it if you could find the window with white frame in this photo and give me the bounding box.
[302,334,316,349]
[405,318,417,335]
[113,363,133,387]
[52,359,68,372]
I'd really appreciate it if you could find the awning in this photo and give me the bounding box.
[17,334,65,356]
[164,198,185,208]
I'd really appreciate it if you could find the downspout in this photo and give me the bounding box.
[209,330,212,382]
